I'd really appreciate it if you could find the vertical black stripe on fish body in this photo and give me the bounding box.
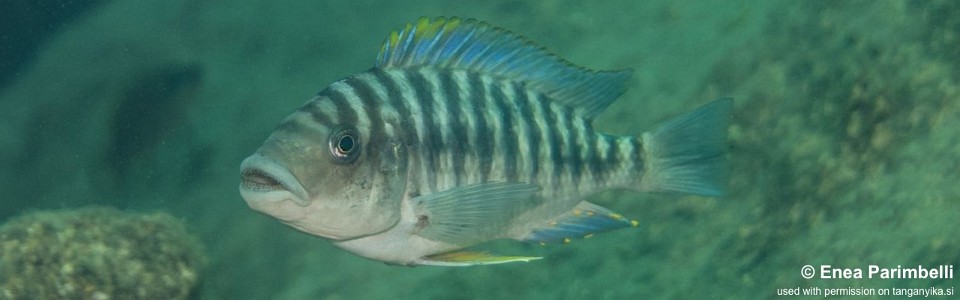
[576,118,602,186]
[371,70,414,145]
[489,79,518,182]
[405,69,441,192]
[631,136,644,174]
[372,69,419,189]
[584,131,608,186]
[420,69,455,188]
[561,105,583,187]
[297,96,333,128]
[439,70,466,186]
[468,73,492,182]
[342,75,384,149]
[538,94,564,185]
[601,134,619,179]
[514,85,539,183]
[584,133,614,187]
[527,92,551,185]
[318,83,358,128]
[458,71,482,184]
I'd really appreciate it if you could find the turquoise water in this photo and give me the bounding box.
[1,1,958,299]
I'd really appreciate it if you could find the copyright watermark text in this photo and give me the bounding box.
[801,265,954,279]
[776,264,956,297]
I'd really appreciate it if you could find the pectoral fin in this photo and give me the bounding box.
[418,251,542,266]
[413,182,540,246]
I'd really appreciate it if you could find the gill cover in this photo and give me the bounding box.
[358,139,408,237]
[310,137,407,239]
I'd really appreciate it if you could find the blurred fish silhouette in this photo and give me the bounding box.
[240,17,732,266]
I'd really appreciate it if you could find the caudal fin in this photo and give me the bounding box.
[639,98,732,196]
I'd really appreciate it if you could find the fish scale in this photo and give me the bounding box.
[308,67,633,202]
[240,17,731,266]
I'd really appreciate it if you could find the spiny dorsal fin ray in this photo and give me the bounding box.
[377,17,633,119]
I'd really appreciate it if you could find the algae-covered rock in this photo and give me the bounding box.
[0,207,203,300]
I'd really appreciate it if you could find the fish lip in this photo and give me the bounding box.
[240,154,311,206]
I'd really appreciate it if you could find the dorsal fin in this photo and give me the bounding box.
[376,17,633,119]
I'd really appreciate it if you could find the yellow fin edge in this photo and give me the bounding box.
[419,251,542,266]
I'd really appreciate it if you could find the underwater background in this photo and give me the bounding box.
[1,0,958,299]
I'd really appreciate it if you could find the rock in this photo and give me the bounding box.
[0,207,203,300]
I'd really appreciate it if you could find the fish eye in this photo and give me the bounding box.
[329,125,361,163]
[338,135,355,153]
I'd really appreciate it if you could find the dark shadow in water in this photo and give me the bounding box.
[106,63,205,202]
[0,0,106,90]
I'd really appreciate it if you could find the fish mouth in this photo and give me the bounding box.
[240,154,310,206]
[241,168,284,191]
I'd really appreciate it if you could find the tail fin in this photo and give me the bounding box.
[639,98,732,196]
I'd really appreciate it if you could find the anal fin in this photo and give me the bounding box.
[521,201,638,244]
[419,251,542,266]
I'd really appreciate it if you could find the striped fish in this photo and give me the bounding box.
[240,17,732,266]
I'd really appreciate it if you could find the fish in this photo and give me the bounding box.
[239,17,732,266]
